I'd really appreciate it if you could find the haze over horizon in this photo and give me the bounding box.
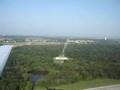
[0,0,120,38]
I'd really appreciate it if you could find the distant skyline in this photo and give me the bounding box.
[0,0,120,38]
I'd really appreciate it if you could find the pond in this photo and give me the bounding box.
[31,70,49,87]
[31,74,43,86]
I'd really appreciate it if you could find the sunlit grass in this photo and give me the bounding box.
[34,79,120,90]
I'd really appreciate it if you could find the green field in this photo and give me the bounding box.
[34,79,120,90]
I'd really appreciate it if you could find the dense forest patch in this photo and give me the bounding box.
[0,42,120,90]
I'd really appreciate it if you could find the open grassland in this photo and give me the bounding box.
[34,79,120,90]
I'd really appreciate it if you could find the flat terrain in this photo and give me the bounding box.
[1,40,120,90]
[34,79,120,90]
[84,84,120,90]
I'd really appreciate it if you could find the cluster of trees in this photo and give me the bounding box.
[0,40,120,90]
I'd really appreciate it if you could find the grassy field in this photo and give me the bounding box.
[34,79,120,90]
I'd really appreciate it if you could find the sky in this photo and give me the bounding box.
[0,0,120,38]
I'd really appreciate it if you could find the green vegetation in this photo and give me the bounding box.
[0,40,120,90]
[35,79,120,90]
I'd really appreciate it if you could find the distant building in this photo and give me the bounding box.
[54,56,69,64]
[105,37,107,40]
[67,39,95,44]
[25,38,47,42]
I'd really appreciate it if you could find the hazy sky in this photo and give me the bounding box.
[0,0,120,38]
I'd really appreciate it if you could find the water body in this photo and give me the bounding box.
[31,70,48,87]
[31,74,43,86]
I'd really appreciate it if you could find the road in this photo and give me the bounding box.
[84,84,120,90]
